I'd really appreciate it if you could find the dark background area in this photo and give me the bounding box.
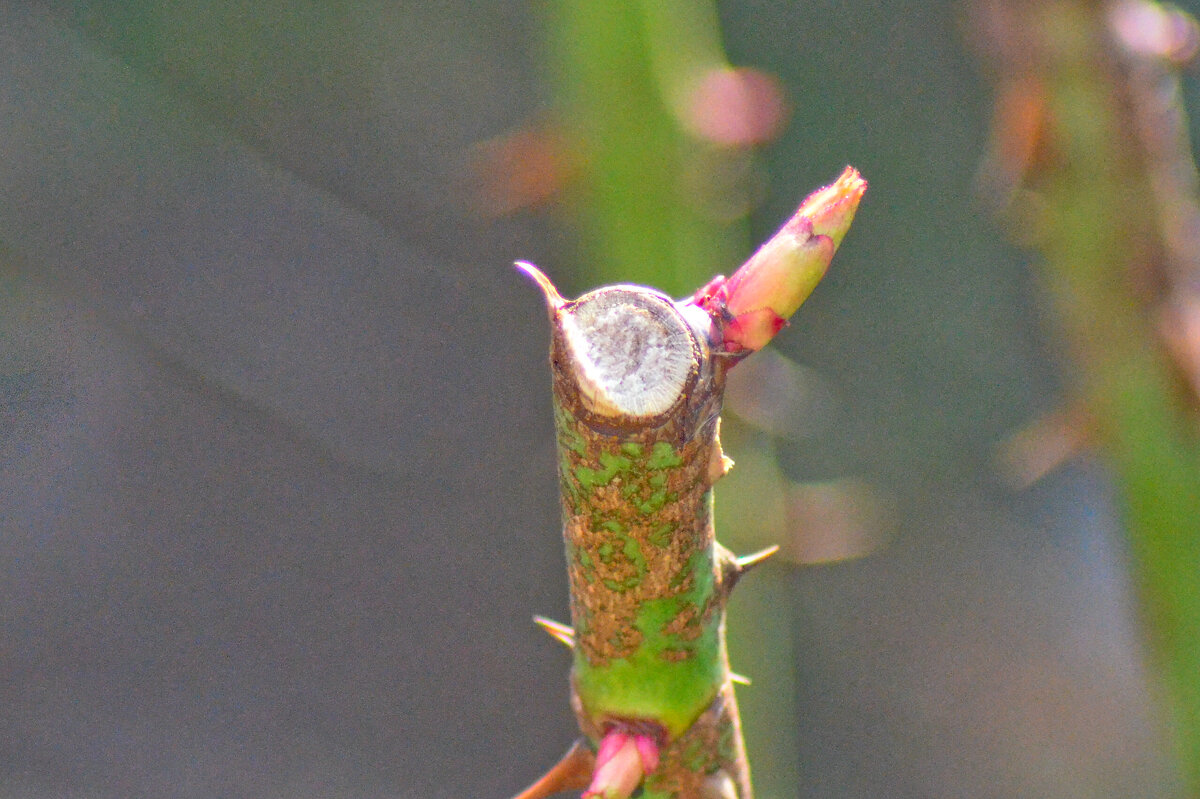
[0,2,1189,797]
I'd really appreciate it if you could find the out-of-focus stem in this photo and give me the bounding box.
[538,0,746,294]
[972,0,1200,791]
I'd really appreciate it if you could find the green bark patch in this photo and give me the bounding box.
[559,397,727,739]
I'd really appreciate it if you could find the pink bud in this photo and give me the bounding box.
[795,166,867,249]
[692,167,865,355]
[582,731,660,799]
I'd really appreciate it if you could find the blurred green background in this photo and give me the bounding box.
[0,1,1193,797]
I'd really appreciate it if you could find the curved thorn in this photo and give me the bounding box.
[730,671,752,686]
[722,543,780,594]
[512,739,595,799]
[533,615,575,649]
[515,260,567,315]
[736,544,780,572]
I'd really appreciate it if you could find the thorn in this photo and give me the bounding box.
[511,739,595,799]
[706,429,734,486]
[721,544,780,594]
[534,615,575,648]
[730,672,752,686]
[516,261,567,315]
[736,544,780,573]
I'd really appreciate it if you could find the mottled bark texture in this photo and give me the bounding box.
[524,271,750,799]
[511,168,864,799]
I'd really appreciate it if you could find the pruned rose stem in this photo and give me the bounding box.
[513,169,863,799]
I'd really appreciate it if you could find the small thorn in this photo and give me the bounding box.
[730,671,752,686]
[516,260,567,315]
[512,739,595,799]
[706,424,734,486]
[736,544,780,572]
[534,615,575,648]
[721,544,780,594]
